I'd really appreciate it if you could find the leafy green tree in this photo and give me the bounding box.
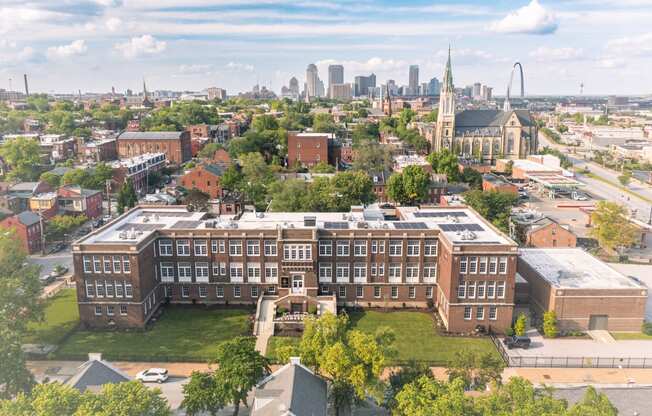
[312,113,338,133]
[423,109,438,122]
[394,376,473,416]
[0,136,42,181]
[252,114,279,132]
[446,349,504,391]
[117,178,138,214]
[617,171,631,186]
[79,381,171,416]
[589,201,638,254]
[351,140,393,173]
[267,179,309,212]
[387,166,430,205]
[566,386,618,416]
[0,230,42,399]
[514,313,528,336]
[46,215,88,241]
[384,360,433,411]
[426,149,460,182]
[182,372,224,416]
[39,171,61,188]
[460,167,483,190]
[310,161,336,173]
[220,166,244,192]
[475,377,568,415]
[543,311,558,338]
[198,143,223,159]
[26,94,50,112]
[462,189,518,233]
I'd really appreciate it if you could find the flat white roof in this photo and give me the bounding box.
[519,248,642,289]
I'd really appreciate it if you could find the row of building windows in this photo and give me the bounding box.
[319,240,438,257]
[85,280,133,298]
[457,281,506,299]
[463,305,498,321]
[459,256,508,275]
[94,304,129,316]
[159,262,278,283]
[82,256,131,274]
[318,263,437,283]
[319,285,435,299]
[162,285,276,299]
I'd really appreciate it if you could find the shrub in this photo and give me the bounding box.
[308,304,318,315]
[514,313,528,336]
[505,327,514,337]
[277,307,288,316]
[643,322,652,336]
[543,311,558,338]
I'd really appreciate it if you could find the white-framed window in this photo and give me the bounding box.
[195,262,210,282]
[181,286,189,298]
[464,306,472,320]
[93,256,101,273]
[479,257,488,274]
[319,241,332,256]
[105,281,114,297]
[371,240,378,254]
[247,240,260,256]
[199,286,208,298]
[319,263,332,282]
[460,256,468,274]
[220,262,227,276]
[389,240,402,256]
[374,286,381,298]
[497,282,506,298]
[177,240,191,256]
[356,285,363,298]
[489,257,498,274]
[487,282,496,299]
[159,239,173,256]
[194,240,208,256]
[233,286,241,298]
[457,282,466,299]
[391,286,398,298]
[370,263,377,276]
[264,240,277,256]
[160,262,175,282]
[125,283,133,298]
[218,240,226,253]
[426,286,433,299]
[122,256,131,273]
[120,304,128,315]
[353,263,367,283]
[354,240,367,256]
[336,241,350,257]
[476,306,484,320]
[229,240,242,256]
[247,263,261,282]
[267,286,276,295]
[96,281,105,297]
[103,258,111,273]
[489,306,497,320]
[94,305,102,316]
[115,282,123,297]
[477,282,486,299]
[216,286,224,298]
[499,257,508,274]
[336,263,350,282]
[112,256,121,273]
[178,263,192,282]
[251,286,259,298]
[230,263,244,282]
[406,265,419,283]
[388,263,401,283]
[83,256,92,273]
[467,282,476,299]
[211,239,218,254]
[424,263,437,283]
[407,240,420,256]
[378,263,385,276]
[107,305,114,316]
[377,240,385,254]
[85,280,95,297]
[469,256,478,274]
[409,286,416,298]
[264,263,278,282]
[283,244,312,260]
[338,286,346,298]
[424,240,438,256]
[212,263,220,276]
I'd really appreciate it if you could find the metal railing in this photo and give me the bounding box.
[491,334,652,368]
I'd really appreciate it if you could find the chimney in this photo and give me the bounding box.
[23,74,29,96]
[88,352,102,361]
[289,357,301,365]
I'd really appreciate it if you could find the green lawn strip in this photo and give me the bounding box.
[24,288,80,345]
[55,307,252,362]
[611,332,652,340]
[266,336,301,363]
[583,172,652,204]
[348,310,499,365]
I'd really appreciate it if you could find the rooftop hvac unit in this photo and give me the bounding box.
[205,221,215,228]
[357,221,369,229]
[118,231,128,239]
[304,216,316,227]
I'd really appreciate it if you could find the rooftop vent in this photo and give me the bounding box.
[304,216,316,227]
[357,221,369,229]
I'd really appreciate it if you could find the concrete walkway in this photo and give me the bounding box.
[588,330,616,344]
[254,299,275,354]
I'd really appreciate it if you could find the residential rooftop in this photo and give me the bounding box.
[519,248,643,289]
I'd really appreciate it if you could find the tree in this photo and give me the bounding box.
[384,360,433,411]
[475,377,569,415]
[460,167,483,190]
[387,166,430,206]
[424,109,438,122]
[351,140,393,173]
[0,136,42,181]
[426,149,459,182]
[617,171,631,186]
[185,188,210,212]
[394,376,474,416]
[589,201,638,254]
[566,386,618,416]
[462,189,518,233]
[0,231,42,399]
[39,171,61,188]
[212,336,270,416]
[220,165,244,192]
[446,349,504,391]
[198,143,223,159]
[182,372,224,416]
[310,161,336,173]
[313,113,338,133]
[46,215,88,241]
[514,313,528,336]
[543,311,558,338]
[117,178,138,214]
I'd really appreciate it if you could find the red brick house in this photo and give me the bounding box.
[287,132,336,168]
[0,211,42,254]
[179,164,225,199]
[513,217,577,248]
[57,185,103,219]
[212,148,233,169]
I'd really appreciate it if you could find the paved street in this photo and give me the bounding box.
[28,251,73,277]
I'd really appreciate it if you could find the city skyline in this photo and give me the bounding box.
[1,0,651,95]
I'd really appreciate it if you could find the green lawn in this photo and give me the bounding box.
[24,288,79,345]
[611,332,652,340]
[266,336,301,363]
[56,307,252,362]
[349,310,499,365]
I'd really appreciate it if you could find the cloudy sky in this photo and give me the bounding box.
[1,0,651,96]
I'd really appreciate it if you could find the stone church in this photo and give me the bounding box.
[433,49,538,163]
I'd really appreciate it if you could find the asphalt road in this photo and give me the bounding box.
[28,251,73,277]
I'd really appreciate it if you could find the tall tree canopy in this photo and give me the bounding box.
[0,137,42,181]
[387,165,431,206]
[589,201,638,254]
[462,189,518,233]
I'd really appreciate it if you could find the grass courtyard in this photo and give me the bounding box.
[267,310,500,366]
[55,307,253,362]
[24,288,80,345]
[611,332,652,340]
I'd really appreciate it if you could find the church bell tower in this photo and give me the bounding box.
[435,46,456,152]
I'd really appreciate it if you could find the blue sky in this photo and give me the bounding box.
[1,0,651,95]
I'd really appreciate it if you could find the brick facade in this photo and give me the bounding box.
[287,132,330,168]
[117,131,191,165]
[179,164,224,199]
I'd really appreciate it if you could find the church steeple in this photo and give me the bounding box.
[442,45,454,93]
[438,45,455,117]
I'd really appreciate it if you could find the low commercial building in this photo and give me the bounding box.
[117,131,191,165]
[482,173,517,194]
[518,248,647,331]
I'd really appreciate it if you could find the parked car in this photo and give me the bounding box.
[48,242,65,254]
[92,218,104,228]
[136,368,169,384]
[571,191,589,201]
[39,274,55,285]
[503,335,531,350]
[50,266,69,278]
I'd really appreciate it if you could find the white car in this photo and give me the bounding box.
[136,368,169,383]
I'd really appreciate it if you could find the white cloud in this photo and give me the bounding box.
[0,41,35,63]
[490,0,558,35]
[47,40,88,59]
[606,32,652,57]
[0,6,67,34]
[316,57,408,74]
[529,46,584,61]
[178,64,214,74]
[105,17,122,32]
[113,35,166,59]
[225,61,254,72]
[596,57,625,68]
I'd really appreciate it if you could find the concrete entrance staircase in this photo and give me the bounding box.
[587,330,616,344]
[254,298,276,354]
